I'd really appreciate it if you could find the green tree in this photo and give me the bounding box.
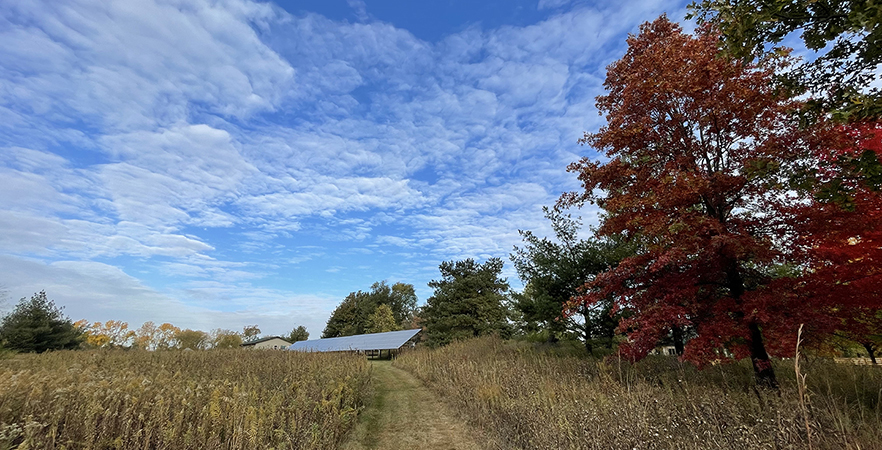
[323,292,363,338]
[511,207,636,352]
[175,329,209,350]
[210,329,243,349]
[387,282,419,325]
[286,325,309,343]
[322,281,418,338]
[421,258,511,347]
[365,304,400,333]
[0,291,83,352]
[690,0,882,120]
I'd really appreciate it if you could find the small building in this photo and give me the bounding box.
[651,345,678,356]
[288,329,421,358]
[240,336,291,349]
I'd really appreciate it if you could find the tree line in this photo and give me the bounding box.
[0,291,309,353]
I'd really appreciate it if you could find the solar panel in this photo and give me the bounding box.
[288,328,421,352]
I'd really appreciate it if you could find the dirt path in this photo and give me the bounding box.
[340,361,490,450]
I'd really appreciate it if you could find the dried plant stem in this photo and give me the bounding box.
[795,324,813,450]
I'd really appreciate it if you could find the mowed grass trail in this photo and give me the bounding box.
[340,361,492,450]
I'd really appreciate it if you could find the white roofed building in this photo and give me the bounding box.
[240,336,291,349]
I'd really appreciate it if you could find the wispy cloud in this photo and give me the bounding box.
[0,0,685,335]
[346,0,369,22]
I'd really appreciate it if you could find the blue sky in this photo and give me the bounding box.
[0,0,692,338]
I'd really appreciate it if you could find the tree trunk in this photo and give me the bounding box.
[748,321,779,389]
[862,342,878,365]
[582,306,594,355]
[724,257,778,389]
[605,333,615,349]
[546,321,560,344]
[672,325,685,356]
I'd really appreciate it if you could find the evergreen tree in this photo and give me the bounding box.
[422,258,511,347]
[286,325,309,343]
[0,291,83,352]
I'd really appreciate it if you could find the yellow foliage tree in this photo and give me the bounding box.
[75,320,133,348]
[154,323,181,350]
[211,329,243,349]
[134,321,157,350]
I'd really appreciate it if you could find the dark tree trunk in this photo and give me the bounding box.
[546,323,560,344]
[724,257,778,389]
[584,337,594,354]
[672,325,685,356]
[862,342,878,365]
[748,321,779,389]
[605,332,615,349]
[581,309,594,354]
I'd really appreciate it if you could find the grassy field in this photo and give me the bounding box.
[395,336,882,450]
[0,349,371,450]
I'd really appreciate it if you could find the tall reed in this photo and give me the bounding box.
[395,336,882,450]
[0,349,371,450]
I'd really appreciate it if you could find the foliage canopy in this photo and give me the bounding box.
[511,207,635,350]
[323,281,418,338]
[563,16,881,386]
[690,0,882,120]
[365,304,400,334]
[287,325,310,343]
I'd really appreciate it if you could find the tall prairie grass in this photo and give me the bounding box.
[0,349,370,450]
[395,336,882,450]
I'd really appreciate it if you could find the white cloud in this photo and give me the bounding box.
[346,0,369,22]
[0,0,682,335]
[96,124,256,228]
[0,0,294,132]
[538,0,573,10]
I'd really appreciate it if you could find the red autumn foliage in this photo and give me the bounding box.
[776,121,882,355]
[561,16,882,386]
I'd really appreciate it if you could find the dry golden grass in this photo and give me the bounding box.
[0,349,370,450]
[395,336,882,450]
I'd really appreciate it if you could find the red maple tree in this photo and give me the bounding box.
[776,121,882,362]
[562,17,882,387]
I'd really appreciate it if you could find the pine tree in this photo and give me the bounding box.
[0,291,83,352]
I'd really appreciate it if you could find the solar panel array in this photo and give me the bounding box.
[288,328,421,352]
